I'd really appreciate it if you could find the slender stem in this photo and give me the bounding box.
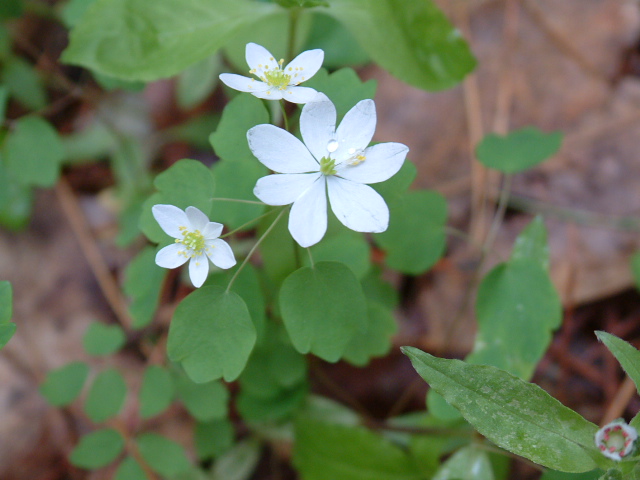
[483,173,512,254]
[279,100,290,132]
[211,197,265,205]
[287,7,301,62]
[220,208,278,238]
[306,247,315,268]
[226,208,286,292]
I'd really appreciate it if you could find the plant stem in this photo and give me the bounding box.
[306,247,315,268]
[211,197,265,205]
[287,7,301,62]
[220,208,279,238]
[279,100,290,132]
[226,208,287,292]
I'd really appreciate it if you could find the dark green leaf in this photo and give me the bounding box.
[4,117,64,187]
[114,456,147,480]
[83,322,126,356]
[40,361,89,406]
[372,161,417,203]
[540,470,602,480]
[85,368,127,422]
[326,0,476,91]
[0,0,23,19]
[70,429,125,469]
[62,0,278,81]
[176,374,229,421]
[259,208,297,286]
[168,286,256,383]
[596,331,640,396]
[0,323,15,349]
[123,246,165,329]
[195,419,234,460]
[177,55,221,109]
[361,268,399,310]
[139,365,174,419]
[2,57,47,110]
[0,281,12,324]
[305,231,371,279]
[0,160,33,230]
[279,261,367,361]
[303,13,369,69]
[0,86,8,124]
[237,381,308,422]
[476,127,563,174]
[403,347,599,473]
[343,302,397,366]
[137,433,191,477]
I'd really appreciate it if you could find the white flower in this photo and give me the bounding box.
[152,205,236,288]
[595,419,638,461]
[219,42,323,104]
[248,96,409,247]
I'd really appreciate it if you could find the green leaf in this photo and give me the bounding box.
[303,67,377,119]
[0,160,34,230]
[70,428,125,469]
[631,251,640,291]
[279,261,367,361]
[61,0,100,28]
[140,159,215,243]
[62,0,277,81]
[402,347,599,473]
[293,418,423,480]
[0,281,12,324]
[511,215,549,269]
[176,374,229,421]
[0,86,8,124]
[4,117,64,187]
[326,0,476,91]
[139,365,174,419]
[540,470,602,480]
[195,418,234,460]
[40,361,89,406]
[168,285,256,383]
[136,433,192,477]
[0,323,15,349]
[177,54,221,109]
[123,246,165,329]
[210,439,261,480]
[237,381,308,422]
[361,268,400,310]
[596,331,640,395]
[303,13,369,69]
[476,127,563,174]
[210,94,270,163]
[374,190,447,275]
[372,161,417,203]
[85,368,127,422]
[83,322,126,356]
[433,445,494,480]
[0,0,23,19]
[259,208,297,286]
[1,57,47,110]
[343,302,397,367]
[304,231,371,279]
[114,456,147,480]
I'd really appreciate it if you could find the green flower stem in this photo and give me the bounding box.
[306,247,315,268]
[279,100,290,132]
[226,207,287,293]
[219,208,279,239]
[287,6,302,63]
[211,197,266,205]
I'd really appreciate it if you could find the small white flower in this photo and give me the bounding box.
[152,205,236,288]
[595,419,638,461]
[219,42,324,104]
[248,95,409,247]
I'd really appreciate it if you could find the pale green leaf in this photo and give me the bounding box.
[167,286,256,383]
[62,0,277,81]
[137,433,191,477]
[176,375,229,421]
[511,216,549,269]
[61,0,99,28]
[476,127,562,174]
[2,57,46,110]
[40,362,89,407]
[540,470,602,480]
[596,331,640,396]
[114,456,147,480]
[403,347,599,473]
[343,302,397,367]
[210,439,261,480]
[0,323,15,349]
[85,368,127,422]
[139,365,174,419]
[433,446,494,480]
[177,54,221,109]
[83,322,126,356]
[631,251,640,291]
[123,246,165,329]
[70,428,125,469]
[0,160,34,230]
[279,261,367,361]
[0,281,12,324]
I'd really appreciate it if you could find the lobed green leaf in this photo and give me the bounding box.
[84,368,127,422]
[176,375,229,422]
[114,456,147,480]
[40,361,89,407]
[139,365,175,419]
[123,246,165,329]
[136,433,192,477]
[70,428,125,469]
[82,322,126,356]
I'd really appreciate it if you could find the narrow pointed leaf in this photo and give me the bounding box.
[596,331,640,395]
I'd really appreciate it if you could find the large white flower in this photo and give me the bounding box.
[219,42,324,104]
[248,96,409,247]
[152,205,236,288]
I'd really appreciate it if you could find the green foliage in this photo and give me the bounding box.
[3,117,64,187]
[1,57,47,110]
[177,55,222,109]
[0,0,23,19]
[40,361,89,406]
[83,322,126,356]
[375,190,447,275]
[403,347,600,473]
[476,127,563,174]
[294,418,424,480]
[279,261,367,361]
[343,302,397,366]
[136,433,192,477]
[303,13,370,69]
[0,162,33,230]
[140,159,216,243]
[596,331,640,395]
[62,0,278,80]
[540,470,602,480]
[512,216,550,269]
[432,445,494,480]
[85,368,127,422]
[139,365,175,419]
[326,0,476,91]
[167,285,256,383]
[123,246,165,329]
[195,418,234,460]
[70,428,125,469]
[209,439,261,480]
[631,251,640,291]
[0,86,8,124]
[0,281,15,348]
[304,231,371,279]
[303,68,377,119]
[176,374,229,421]
[61,0,100,28]
[114,456,147,480]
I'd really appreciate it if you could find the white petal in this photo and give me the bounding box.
[219,73,269,93]
[206,239,237,269]
[327,176,389,233]
[247,124,319,173]
[336,142,408,184]
[300,98,337,160]
[252,89,285,100]
[202,222,223,239]
[245,43,278,75]
[289,177,328,247]
[254,173,322,205]
[186,206,209,231]
[333,99,376,163]
[188,254,210,288]
[152,204,190,238]
[156,243,189,269]
[285,49,324,85]
[282,86,321,104]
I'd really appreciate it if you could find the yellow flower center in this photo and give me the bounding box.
[320,157,337,176]
[175,226,206,258]
[251,59,292,90]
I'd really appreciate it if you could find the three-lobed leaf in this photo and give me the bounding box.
[175,374,229,421]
